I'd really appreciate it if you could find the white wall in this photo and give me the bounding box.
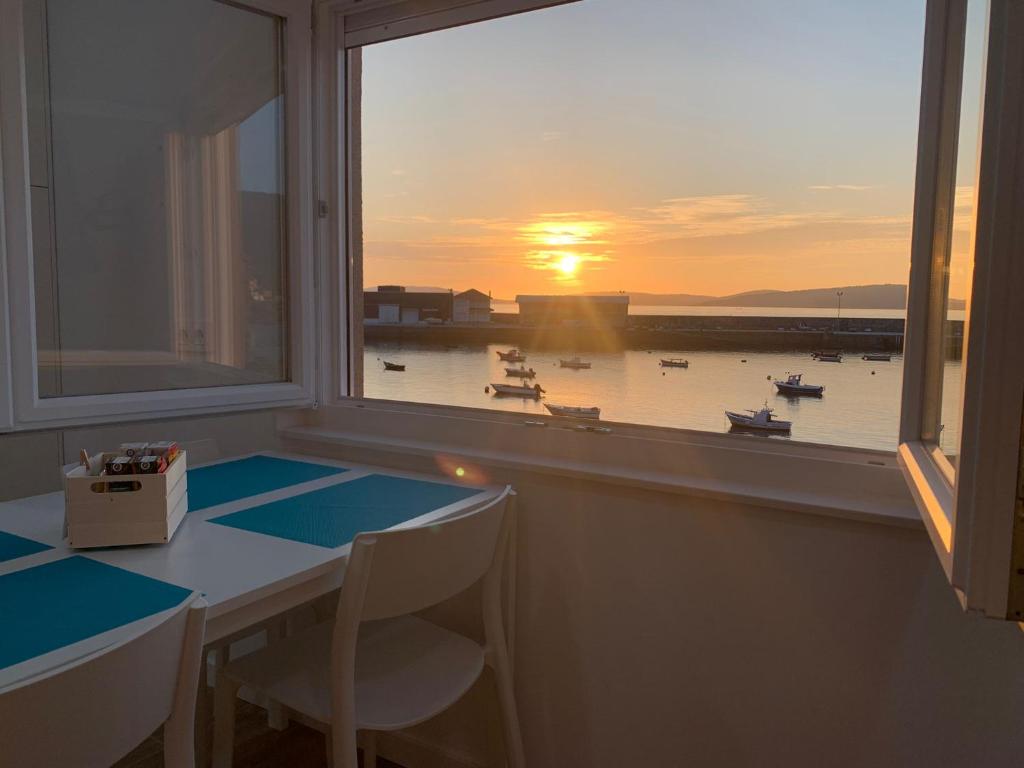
[288,437,1024,768]
[0,410,284,502]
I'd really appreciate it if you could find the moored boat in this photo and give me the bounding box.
[812,350,843,362]
[660,358,689,368]
[505,366,536,379]
[383,361,405,371]
[496,348,526,362]
[725,404,792,432]
[773,373,824,397]
[862,353,892,362]
[559,357,592,369]
[544,403,600,419]
[490,382,544,398]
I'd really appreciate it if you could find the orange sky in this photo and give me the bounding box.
[360,0,932,298]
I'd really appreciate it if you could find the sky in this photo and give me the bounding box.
[360,0,932,298]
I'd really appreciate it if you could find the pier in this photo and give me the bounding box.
[363,313,936,354]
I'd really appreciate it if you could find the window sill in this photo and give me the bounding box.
[282,400,922,530]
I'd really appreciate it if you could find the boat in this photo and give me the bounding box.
[505,366,536,379]
[559,357,592,370]
[773,373,824,397]
[496,349,526,362]
[812,350,843,362]
[490,382,544,399]
[659,358,689,368]
[725,404,792,432]
[382,361,405,371]
[544,403,601,419]
[862,353,892,362]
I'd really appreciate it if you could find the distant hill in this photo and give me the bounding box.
[700,284,910,309]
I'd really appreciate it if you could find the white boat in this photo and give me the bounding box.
[505,366,536,379]
[816,353,843,363]
[862,353,892,362]
[490,382,544,399]
[725,404,792,432]
[559,357,592,369]
[496,348,526,362]
[544,403,600,419]
[660,358,689,368]
[773,373,824,397]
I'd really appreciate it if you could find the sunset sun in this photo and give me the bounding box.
[556,253,580,276]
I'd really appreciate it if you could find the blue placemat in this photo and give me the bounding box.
[207,474,483,548]
[0,531,52,564]
[0,556,192,671]
[187,455,348,513]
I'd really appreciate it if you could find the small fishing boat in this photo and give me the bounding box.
[544,403,601,419]
[496,349,526,362]
[490,382,544,399]
[862,353,892,362]
[773,373,824,397]
[816,353,843,363]
[559,357,592,370]
[505,366,536,379]
[660,358,689,368]
[725,404,792,433]
[383,361,405,372]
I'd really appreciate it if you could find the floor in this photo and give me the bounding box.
[115,694,402,768]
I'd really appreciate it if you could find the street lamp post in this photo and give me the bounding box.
[836,290,844,320]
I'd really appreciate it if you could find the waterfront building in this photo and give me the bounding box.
[364,285,453,324]
[453,289,492,323]
[515,294,629,328]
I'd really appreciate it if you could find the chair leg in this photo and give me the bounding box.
[211,675,242,768]
[362,731,377,768]
[491,646,526,768]
[266,621,289,731]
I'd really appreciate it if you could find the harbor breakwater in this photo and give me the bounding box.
[363,314,948,354]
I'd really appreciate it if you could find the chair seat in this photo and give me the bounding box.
[221,615,485,731]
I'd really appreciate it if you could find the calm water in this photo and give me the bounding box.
[364,343,964,452]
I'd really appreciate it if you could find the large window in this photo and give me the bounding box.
[353,0,927,452]
[0,0,314,428]
[26,0,287,397]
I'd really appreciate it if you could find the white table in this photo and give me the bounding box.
[0,451,500,687]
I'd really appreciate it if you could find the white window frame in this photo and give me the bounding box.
[0,0,317,432]
[898,0,1024,618]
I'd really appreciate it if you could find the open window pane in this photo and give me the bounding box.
[353,0,926,450]
[922,0,987,470]
[24,0,288,398]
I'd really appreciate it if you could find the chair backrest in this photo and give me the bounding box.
[351,485,512,622]
[0,595,207,768]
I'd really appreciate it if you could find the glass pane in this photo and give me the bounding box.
[924,0,988,469]
[356,0,926,450]
[24,0,288,397]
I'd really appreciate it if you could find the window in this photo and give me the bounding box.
[0,0,314,429]
[898,0,1024,618]
[346,0,927,453]
[323,0,1024,620]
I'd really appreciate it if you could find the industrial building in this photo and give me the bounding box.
[515,294,630,328]
[453,289,492,323]
[364,285,453,324]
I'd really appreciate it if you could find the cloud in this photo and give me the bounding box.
[540,131,564,142]
[808,184,874,191]
[364,194,912,271]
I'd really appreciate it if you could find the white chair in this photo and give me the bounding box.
[212,486,524,768]
[0,595,207,768]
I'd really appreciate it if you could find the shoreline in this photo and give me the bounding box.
[363,314,941,354]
